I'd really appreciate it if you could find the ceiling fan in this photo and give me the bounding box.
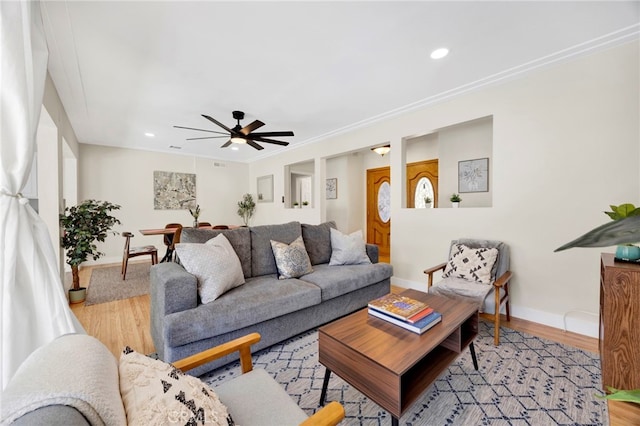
[174,110,294,151]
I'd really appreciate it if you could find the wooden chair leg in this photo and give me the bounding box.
[122,256,129,280]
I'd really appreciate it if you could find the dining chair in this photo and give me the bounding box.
[162,223,182,262]
[121,232,158,280]
[212,225,229,230]
[197,222,212,227]
[424,238,512,345]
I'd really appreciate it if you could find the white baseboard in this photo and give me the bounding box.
[390,277,599,338]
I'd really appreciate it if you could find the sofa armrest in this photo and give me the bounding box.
[299,401,345,426]
[150,262,198,316]
[174,333,261,374]
[366,243,379,263]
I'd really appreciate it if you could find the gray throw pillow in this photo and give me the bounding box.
[175,234,245,304]
[270,236,313,279]
[329,228,371,266]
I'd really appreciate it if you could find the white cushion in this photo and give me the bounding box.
[329,228,371,266]
[119,348,233,426]
[442,244,498,285]
[270,235,313,279]
[175,234,245,304]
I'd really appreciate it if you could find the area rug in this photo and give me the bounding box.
[85,263,151,305]
[201,321,606,425]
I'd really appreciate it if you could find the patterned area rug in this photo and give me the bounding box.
[85,262,151,305]
[201,321,606,425]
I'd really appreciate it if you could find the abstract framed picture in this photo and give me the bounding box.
[153,171,196,210]
[326,178,337,199]
[458,158,489,193]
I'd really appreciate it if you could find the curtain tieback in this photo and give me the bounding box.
[0,189,29,205]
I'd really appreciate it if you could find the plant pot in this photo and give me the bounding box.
[615,245,640,261]
[425,203,432,209]
[452,202,460,208]
[69,287,87,304]
[193,220,199,227]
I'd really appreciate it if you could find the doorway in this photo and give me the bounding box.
[407,159,439,208]
[366,166,390,262]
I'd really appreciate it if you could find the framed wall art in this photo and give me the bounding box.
[153,171,196,210]
[458,158,489,193]
[326,178,337,199]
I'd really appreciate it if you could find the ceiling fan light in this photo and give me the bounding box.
[372,145,391,156]
[230,136,246,144]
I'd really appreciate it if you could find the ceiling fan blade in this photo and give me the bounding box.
[202,114,234,133]
[186,136,229,140]
[246,140,264,150]
[251,136,290,146]
[249,131,294,137]
[174,125,228,135]
[240,120,265,135]
[221,140,232,148]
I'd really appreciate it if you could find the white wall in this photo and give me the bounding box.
[249,41,639,337]
[78,145,250,264]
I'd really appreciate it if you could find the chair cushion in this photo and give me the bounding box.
[443,244,498,284]
[270,235,313,279]
[301,221,336,265]
[329,228,371,266]
[429,276,493,311]
[215,369,307,426]
[175,234,245,304]
[119,348,233,426]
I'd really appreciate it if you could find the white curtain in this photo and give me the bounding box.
[1,1,84,390]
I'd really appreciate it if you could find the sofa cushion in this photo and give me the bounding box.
[215,368,307,426]
[301,221,336,265]
[301,262,393,301]
[119,348,233,426]
[176,234,245,304]
[180,227,252,278]
[270,235,313,279]
[164,275,321,347]
[250,222,302,277]
[329,228,371,266]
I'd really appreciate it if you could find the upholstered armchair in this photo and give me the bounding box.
[424,238,512,345]
[2,333,344,426]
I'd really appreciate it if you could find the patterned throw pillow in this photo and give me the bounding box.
[329,228,372,266]
[442,244,499,285]
[175,233,245,304]
[270,235,313,279]
[119,347,234,426]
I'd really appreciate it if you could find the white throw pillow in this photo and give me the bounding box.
[175,233,245,304]
[119,347,233,426]
[270,235,313,279]
[442,244,499,285]
[329,228,371,266]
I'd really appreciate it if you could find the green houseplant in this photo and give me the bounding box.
[237,193,256,226]
[424,196,433,208]
[189,204,201,227]
[60,200,121,303]
[450,193,461,207]
[604,203,640,260]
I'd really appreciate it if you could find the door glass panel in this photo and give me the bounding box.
[378,181,391,223]
[414,177,434,209]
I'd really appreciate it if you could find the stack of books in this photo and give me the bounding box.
[368,293,442,334]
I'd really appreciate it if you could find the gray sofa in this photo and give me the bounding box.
[150,221,393,376]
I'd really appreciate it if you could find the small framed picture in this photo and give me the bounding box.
[326,178,337,199]
[458,158,489,193]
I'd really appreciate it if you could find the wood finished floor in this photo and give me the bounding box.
[71,262,598,359]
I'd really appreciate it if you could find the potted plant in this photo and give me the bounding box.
[450,193,462,208]
[424,197,433,209]
[302,201,309,208]
[60,200,121,304]
[603,203,640,261]
[189,204,201,227]
[237,193,256,226]
[293,202,300,209]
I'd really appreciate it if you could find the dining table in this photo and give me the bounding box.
[138,225,237,262]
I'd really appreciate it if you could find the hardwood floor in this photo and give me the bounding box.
[71,263,598,358]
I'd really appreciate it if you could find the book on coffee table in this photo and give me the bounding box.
[368,293,430,321]
[368,308,442,334]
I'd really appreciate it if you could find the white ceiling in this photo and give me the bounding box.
[41,1,639,163]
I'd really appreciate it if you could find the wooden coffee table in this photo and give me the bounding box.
[318,289,478,426]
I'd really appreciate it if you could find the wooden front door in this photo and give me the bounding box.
[367,167,391,260]
[407,159,439,208]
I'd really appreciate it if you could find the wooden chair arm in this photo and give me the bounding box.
[423,262,447,287]
[493,270,512,288]
[173,332,261,374]
[299,401,345,426]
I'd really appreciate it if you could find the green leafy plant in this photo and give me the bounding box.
[450,193,462,202]
[598,387,640,404]
[189,204,201,220]
[424,197,432,204]
[293,202,299,207]
[60,200,121,291]
[302,201,309,206]
[237,193,256,226]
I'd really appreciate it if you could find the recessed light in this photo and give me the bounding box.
[144,132,155,137]
[430,48,449,59]
[231,146,239,151]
